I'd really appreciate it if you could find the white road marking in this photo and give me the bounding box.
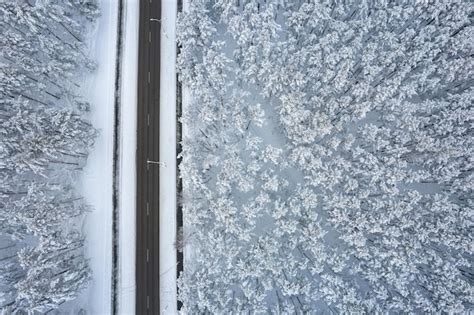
[147,159,166,167]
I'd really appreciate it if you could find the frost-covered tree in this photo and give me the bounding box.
[0,238,23,311]
[1,182,89,239]
[0,98,96,175]
[14,233,90,313]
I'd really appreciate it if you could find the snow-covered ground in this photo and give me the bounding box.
[82,0,140,313]
[79,0,118,314]
[117,0,139,313]
[159,1,178,313]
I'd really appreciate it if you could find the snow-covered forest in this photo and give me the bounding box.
[177,0,473,313]
[0,0,99,312]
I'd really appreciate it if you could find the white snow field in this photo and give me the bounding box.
[81,0,141,312]
[79,0,117,313]
[159,0,179,314]
[82,0,140,313]
[117,0,139,313]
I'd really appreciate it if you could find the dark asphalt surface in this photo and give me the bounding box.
[136,0,161,313]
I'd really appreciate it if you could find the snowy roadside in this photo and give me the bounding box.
[77,0,175,312]
[117,0,139,313]
[79,0,118,313]
[81,0,139,312]
[159,0,178,313]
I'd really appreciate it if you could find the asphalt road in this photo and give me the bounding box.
[136,0,161,313]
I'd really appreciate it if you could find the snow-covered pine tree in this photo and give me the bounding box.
[177,0,473,312]
[0,98,96,175]
[0,0,99,312]
[14,233,90,313]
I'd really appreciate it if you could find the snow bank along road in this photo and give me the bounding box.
[136,0,161,313]
[80,0,116,313]
[159,0,179,313]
